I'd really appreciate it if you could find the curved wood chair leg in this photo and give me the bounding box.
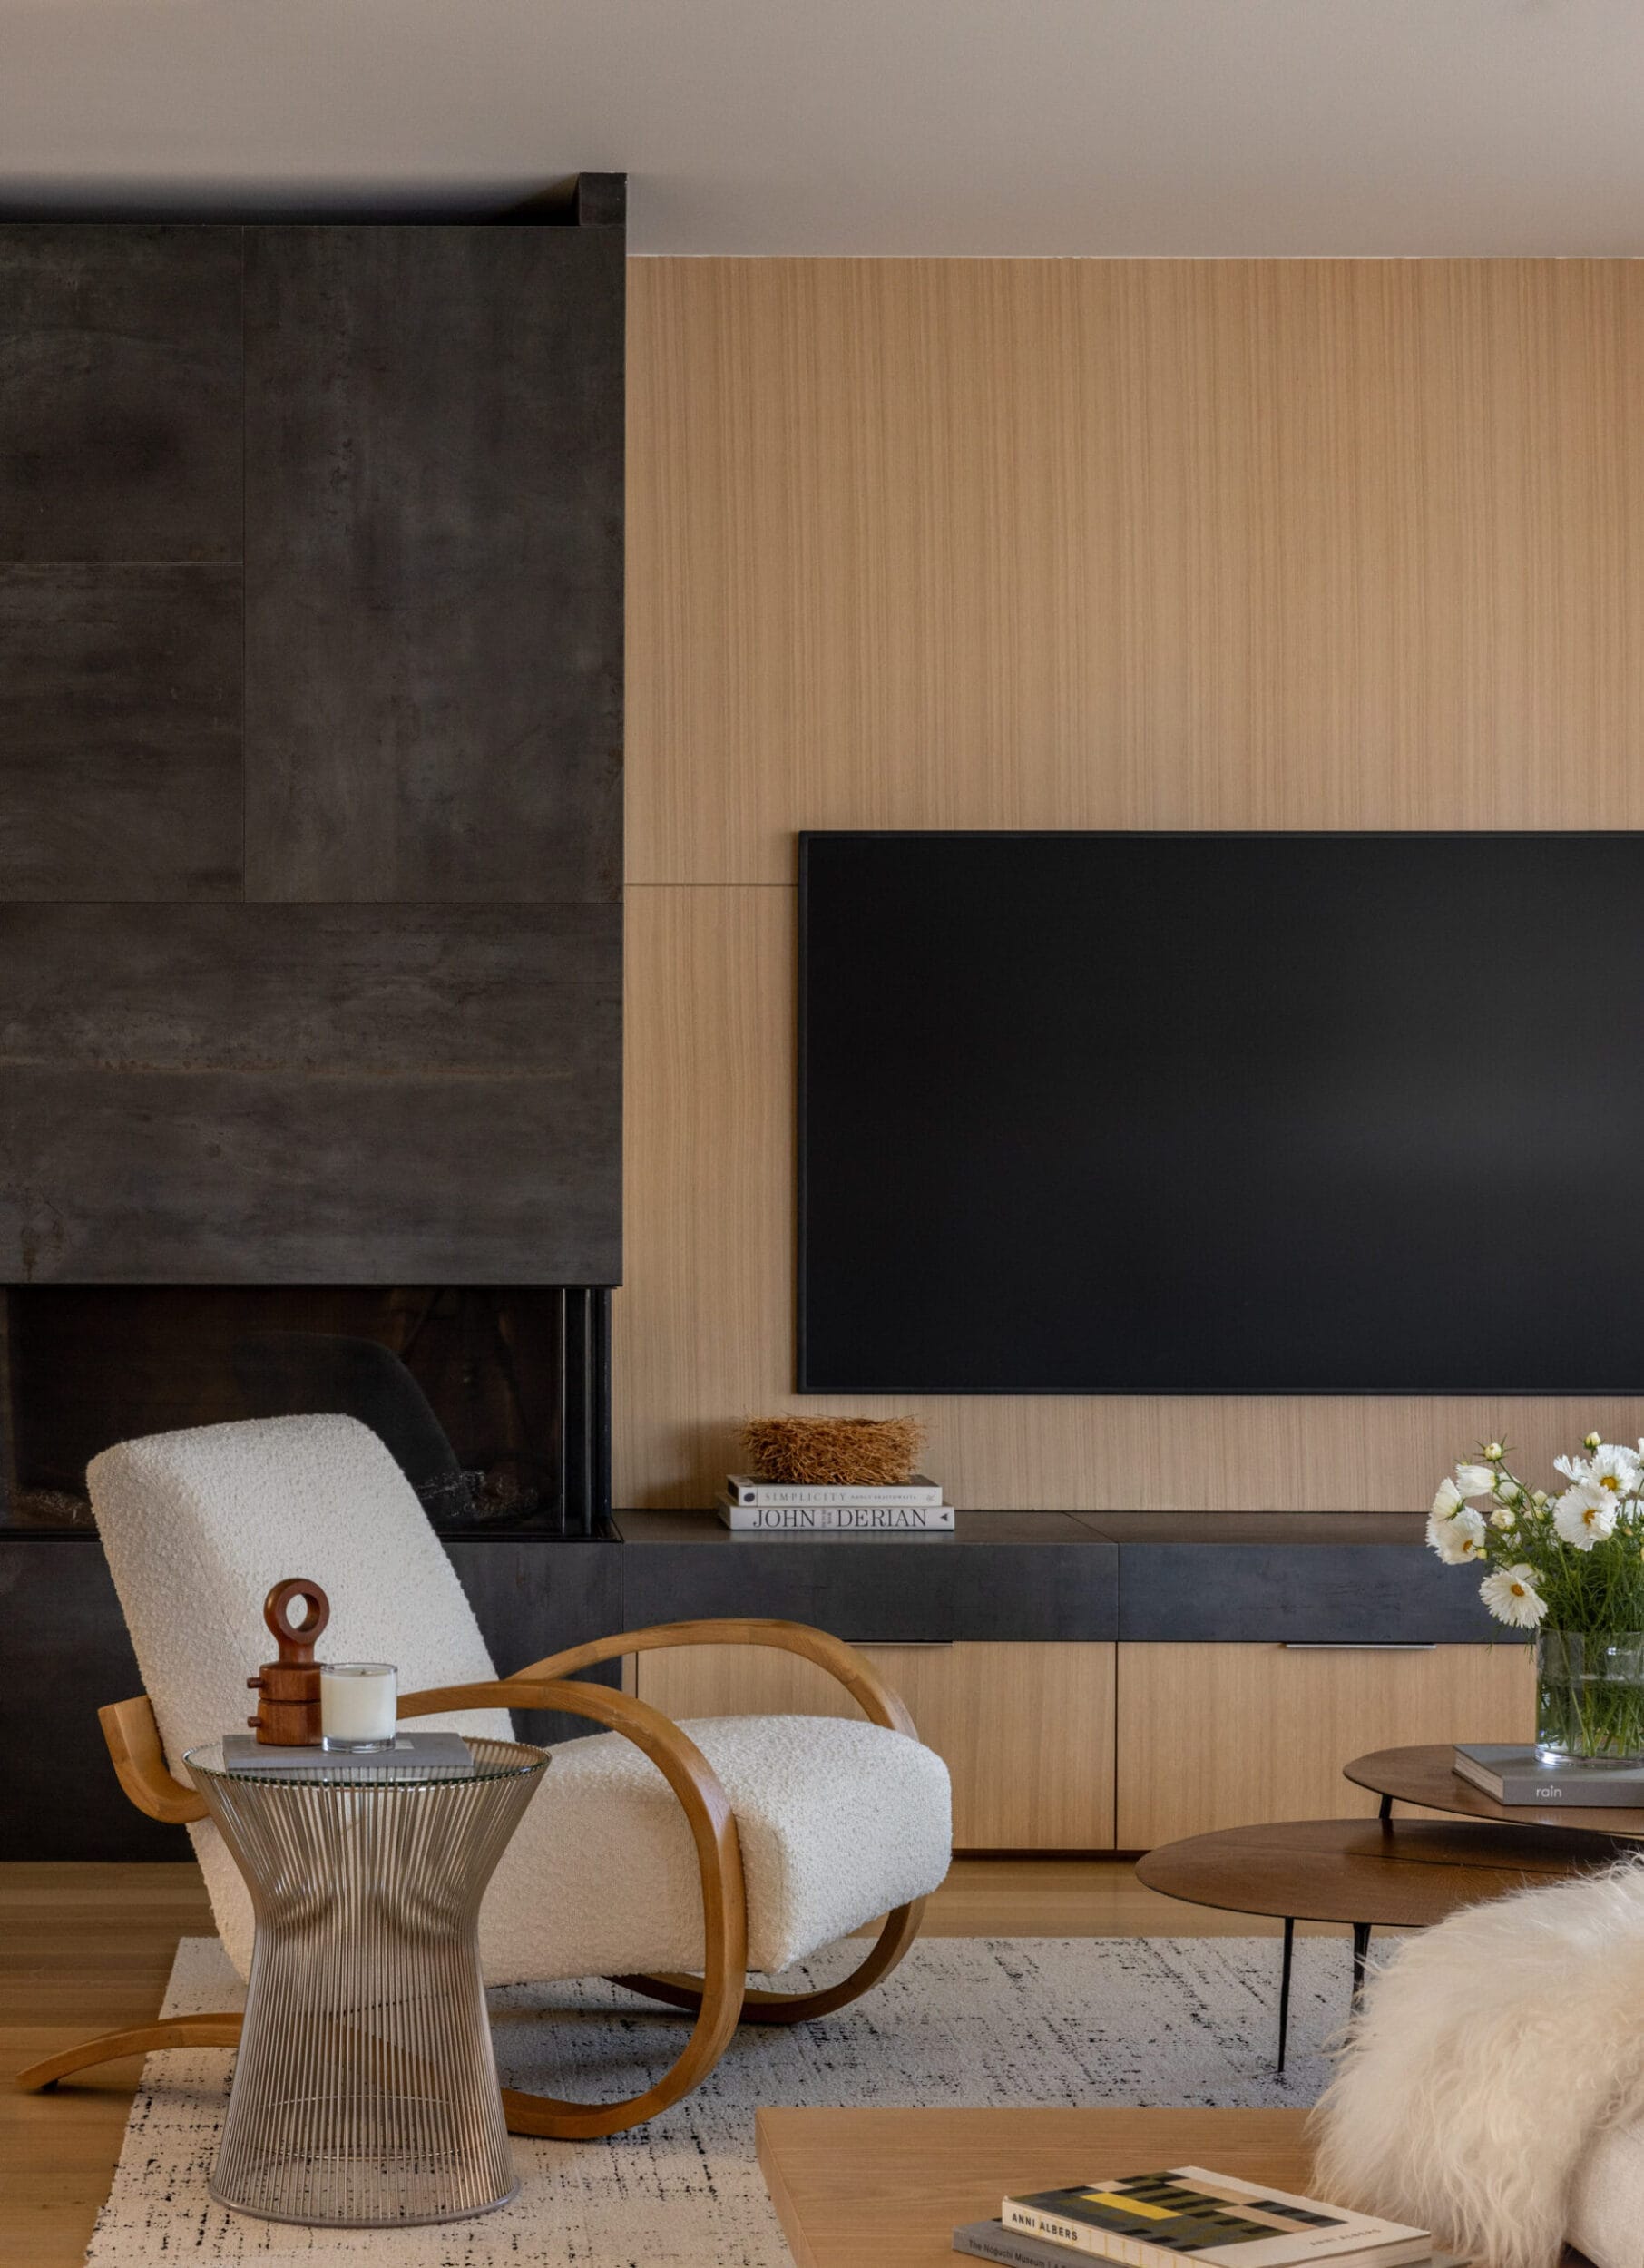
[609,1895,925,2028]
[16,2014,244,2094]
[400,1677,749,2141]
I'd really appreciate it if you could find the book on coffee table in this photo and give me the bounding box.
[218,1733,474,1778]
[999,2168,1431,2267]
[954,2229,1467,2268]
[1453,1744,1644,1806]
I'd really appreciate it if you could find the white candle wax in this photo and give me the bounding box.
[320,1662,397,1748]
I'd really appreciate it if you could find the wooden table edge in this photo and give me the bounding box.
[757,2109,820,2268]
[1133,1815,1629,1928]
[1343,1744,1644,1838]
[756,2107,1320,2268]
[755,2107,1588,2268]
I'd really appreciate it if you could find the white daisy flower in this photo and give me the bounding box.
[1455,1463,1497,1499]
[1431,1476,1465,1521]
[1480,1565,1548,1628]
[1428,1506,1488,1563]
[1553,1453,1590,1484]
[1489,1504,1518,1530]
[1554,1481,1618,1549]
[1496,1479,1522,1503]
[1588,1442,1640,1496]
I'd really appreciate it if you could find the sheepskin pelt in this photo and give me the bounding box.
[1310,1858,1644,2268]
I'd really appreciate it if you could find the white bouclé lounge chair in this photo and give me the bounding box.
[17,1413,952,2136]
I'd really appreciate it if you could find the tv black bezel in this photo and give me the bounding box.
[796,826,1644,1396]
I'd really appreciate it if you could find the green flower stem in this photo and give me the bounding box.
[1536,1632,1644,1761]
[1444,1445,1644,1759]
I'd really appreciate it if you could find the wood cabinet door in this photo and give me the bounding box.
[1116,1641,1537,1849]
[633,1640,1117,1852]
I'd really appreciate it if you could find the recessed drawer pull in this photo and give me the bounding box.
[856,1639,955,1650]
[1280,1642,1437,1652]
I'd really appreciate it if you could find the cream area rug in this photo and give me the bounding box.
[87,1933,1355,2265]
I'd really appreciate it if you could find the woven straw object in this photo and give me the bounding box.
[739,1415,925,1488]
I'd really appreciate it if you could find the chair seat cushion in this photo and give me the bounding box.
[201,1713,952,1983]
[479,1713,953,1982]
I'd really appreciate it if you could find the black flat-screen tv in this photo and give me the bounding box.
[798,831,1644,1393]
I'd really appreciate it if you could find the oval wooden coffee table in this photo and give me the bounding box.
[1344,1743,1644,1837]
[1135,1814,1629,2072]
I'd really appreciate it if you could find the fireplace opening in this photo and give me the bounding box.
[0,1286,610,1536]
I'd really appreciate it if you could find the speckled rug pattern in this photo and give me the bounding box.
[85,1932,1358,2263]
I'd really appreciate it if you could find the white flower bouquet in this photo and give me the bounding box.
[1429,1434,1644,1763]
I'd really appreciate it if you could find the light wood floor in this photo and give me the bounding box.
[0,1858,1352,2267]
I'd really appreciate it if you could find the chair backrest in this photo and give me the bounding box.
[88,1413,511,1774]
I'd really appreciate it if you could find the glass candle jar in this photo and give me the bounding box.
[319,1661,398,1751]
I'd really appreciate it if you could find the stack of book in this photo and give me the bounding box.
[218,1733,475,1780]
[953,2166,1463,2268]
[717,1472,955,1532]
[1453,1743,1644,1806]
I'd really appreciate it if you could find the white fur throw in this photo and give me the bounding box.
[1311,1859,1644,2268]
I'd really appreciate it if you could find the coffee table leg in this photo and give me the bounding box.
[1350,1921,1372,2001]
[1277,1918,1294,2075]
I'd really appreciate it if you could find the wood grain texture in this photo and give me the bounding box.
[630,258,1644,883]
[15,2015,241,2097]
[97,1699,205,1826]
[0,564,240,900]
[756,2106,1316,2268]
[0,1862,212,2268]
[244,224,623,904]
[1135,1814,1629,1924]
[0,224,242,564]
[1116,1641,1536,1847]
[1344,1741,1644,1836]
[620,258,1644,1510]
[614,885,1644,1508]
[0,902,621,1283]
[634,1638,1118,1850]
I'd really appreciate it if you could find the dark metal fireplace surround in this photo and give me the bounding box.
[1,1286,612,1538]
[0,177,628,1855]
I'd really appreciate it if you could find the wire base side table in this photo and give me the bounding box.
[185,1737,547,2227]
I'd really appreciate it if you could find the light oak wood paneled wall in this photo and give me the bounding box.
[621,258,1644,1510]
[634,1640,1118,1851]
[1115,1642,1537,1847]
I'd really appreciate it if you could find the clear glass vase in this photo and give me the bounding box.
[1535,1629,1644,1765]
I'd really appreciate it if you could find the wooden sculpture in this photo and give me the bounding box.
[245,1578,330,1744]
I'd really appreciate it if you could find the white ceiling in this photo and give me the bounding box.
[4,0,1644,255]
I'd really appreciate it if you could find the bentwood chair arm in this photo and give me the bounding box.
[404,1625,930,2033]
[85,1635,925,2126]
[75,1678,750,2139]
[98,1696,209,1824]
[476,1617,919,1740]
[100,1618,912,1827]
[101,1619,916,1832]
[396,1675,749,2136]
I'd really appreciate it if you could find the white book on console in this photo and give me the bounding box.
[716,1495,955,1531]
[725,1472,945,1507]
